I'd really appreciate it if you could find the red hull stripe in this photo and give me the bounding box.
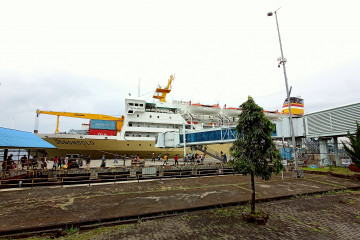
[282,103,304,108]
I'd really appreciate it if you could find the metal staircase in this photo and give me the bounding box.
[192,145,224,161]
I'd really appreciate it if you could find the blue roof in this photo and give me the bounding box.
[0,127,56,149]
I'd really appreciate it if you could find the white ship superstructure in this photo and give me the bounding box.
[119,97,187,141]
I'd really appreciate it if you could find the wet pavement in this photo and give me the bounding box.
[0,171,359,237]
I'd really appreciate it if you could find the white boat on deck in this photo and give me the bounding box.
[263,110,282,120]
[222,106,242,117]
[222,105,281,120]
[187,102,221,115]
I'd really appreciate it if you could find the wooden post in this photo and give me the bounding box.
[4,149,8,174]
[31,170,34,189]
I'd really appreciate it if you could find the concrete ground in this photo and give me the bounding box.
[93,189,360,240]
[0,172,359,239]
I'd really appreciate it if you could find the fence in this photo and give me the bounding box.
[0,163,235,189]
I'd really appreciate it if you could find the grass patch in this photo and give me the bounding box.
[181,214,199,222]
[304,178,346,189]
[301,166,360,175]
[211,206,243,219]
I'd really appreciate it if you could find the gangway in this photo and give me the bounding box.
[156,126,239,149]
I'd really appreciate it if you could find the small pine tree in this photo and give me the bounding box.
[342,121,360,169]
[230,97,283,215]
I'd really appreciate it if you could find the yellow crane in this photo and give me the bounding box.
[35,109,125,134]
[152,74,174,102]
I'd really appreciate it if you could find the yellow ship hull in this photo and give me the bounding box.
[42,137,232,160]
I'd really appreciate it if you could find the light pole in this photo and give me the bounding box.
[267,9,300,175]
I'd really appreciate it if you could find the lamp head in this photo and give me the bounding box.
[267,12,273,16]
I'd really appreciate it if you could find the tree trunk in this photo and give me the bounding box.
[251,171,255,214]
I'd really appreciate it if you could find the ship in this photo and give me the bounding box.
[35,75,303,159]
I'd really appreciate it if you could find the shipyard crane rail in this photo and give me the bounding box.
[35,110,125,134]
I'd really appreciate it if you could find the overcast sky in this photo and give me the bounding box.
[1,0,360,133]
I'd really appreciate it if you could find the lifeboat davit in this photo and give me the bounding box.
[187,102,221,115]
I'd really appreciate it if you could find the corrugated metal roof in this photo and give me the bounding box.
[0,127,56,149]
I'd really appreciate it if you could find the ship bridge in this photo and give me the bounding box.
[156,101,360,165]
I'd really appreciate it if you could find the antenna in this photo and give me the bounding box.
[138,78,140,97]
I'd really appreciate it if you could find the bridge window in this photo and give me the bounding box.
[135,103,139,106]
[129,103,134,106]
[128,110,133,113]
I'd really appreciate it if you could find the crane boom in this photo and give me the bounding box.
[152,74,174,102]
[35,109,124,134]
